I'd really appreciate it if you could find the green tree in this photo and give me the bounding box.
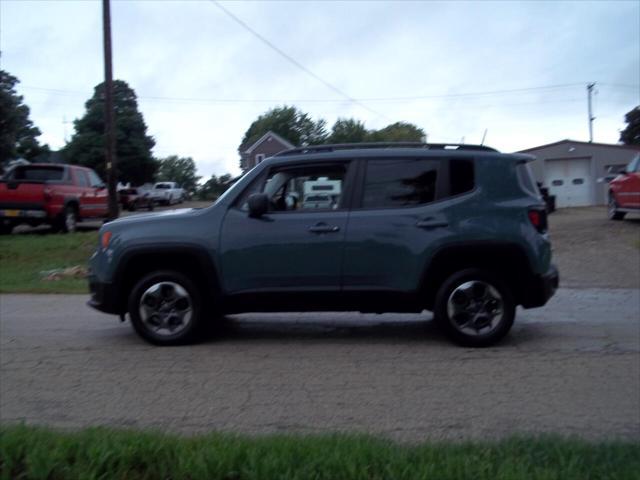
[156,156,201,193]
[620,106,640,145]
[197,173,233,200]
[0,69,49,170]
[62,80,156,185]
[368,122,425,142]
[238,106,327,154]
[327,118,368,144]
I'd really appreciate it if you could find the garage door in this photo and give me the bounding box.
[545,158,592,207]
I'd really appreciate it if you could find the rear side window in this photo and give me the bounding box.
[363,158,439,208]
[10,166,65,181]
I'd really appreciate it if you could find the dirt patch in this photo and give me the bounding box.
[549,207,640,288]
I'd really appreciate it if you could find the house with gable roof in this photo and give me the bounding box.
[240,131,295,172]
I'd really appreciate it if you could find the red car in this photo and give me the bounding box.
[608,154,640,220]
[0,163,108,233]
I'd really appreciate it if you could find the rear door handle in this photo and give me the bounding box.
[416,220,448,229]
[309,224,340,234]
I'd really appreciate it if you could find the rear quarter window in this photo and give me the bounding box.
[10,166,65,181]
[449,158,475,196]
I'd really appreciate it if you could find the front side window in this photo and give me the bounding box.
[264,164,347,212]
[362,158,439,208]
[88,170,104,187]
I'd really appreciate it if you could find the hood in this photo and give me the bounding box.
[104,208,197,227]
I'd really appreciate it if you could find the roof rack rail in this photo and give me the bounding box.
[274,142,499,157]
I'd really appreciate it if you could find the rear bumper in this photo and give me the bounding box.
[0,203,48,223]
[87,275,122,315]
[521,264,559,309]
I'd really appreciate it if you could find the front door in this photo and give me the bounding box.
[86,169,109,217]
[220,161,353,293]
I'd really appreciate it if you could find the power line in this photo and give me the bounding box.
[20,82,595,105]
[208,0,389,120]
[600,83,640,90]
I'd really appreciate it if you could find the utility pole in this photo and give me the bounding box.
[102,0,119,220]
[587,82,596,143]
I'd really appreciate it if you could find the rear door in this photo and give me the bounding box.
[342,156,454,292]
[220,160,354,293]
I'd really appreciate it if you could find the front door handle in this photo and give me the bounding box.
[416,220,449,229]
[309,223,340,234]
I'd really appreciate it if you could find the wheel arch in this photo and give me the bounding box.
[419,242,534,310]
[113,244,221,314]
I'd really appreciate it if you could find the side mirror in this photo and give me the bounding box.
[248,193,269,218]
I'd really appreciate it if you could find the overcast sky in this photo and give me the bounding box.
[2,0,639,179]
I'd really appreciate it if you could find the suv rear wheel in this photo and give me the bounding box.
[434,268,515,347]
[128,270,204,345]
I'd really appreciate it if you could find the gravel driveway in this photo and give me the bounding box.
[1,206,639,441]
[549,207,639,288]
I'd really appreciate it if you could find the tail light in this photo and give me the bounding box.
[528,208,548,233]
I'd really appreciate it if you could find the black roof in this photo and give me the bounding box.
[274,142,498,157]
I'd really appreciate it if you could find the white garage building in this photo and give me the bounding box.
[518,140,640,207]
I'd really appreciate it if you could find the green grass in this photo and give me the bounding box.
[0,232,97,293]
[1,425,638,480]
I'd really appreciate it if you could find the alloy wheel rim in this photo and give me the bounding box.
[447,280,504,336]
[66,211,76,232]
[139,282,193,336]
[608,196,616,218]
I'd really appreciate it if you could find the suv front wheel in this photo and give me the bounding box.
[128,270,204,345]
[434,268,515,347]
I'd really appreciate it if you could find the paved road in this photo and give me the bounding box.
[1,289,639,441]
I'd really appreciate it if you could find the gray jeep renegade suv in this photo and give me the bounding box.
[88,142,558,347]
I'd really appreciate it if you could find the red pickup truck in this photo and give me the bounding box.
[0,164,109,234]
[608,154,640,220]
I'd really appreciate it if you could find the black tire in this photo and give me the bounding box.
[128,270,204,346]
[433,268,515,347]
[148,201,154,211]
[128,202,137,212]
[55,205,78,233]
[608,193,626,221]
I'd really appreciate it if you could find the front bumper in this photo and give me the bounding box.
[521,264,559,309]
[87,275,123,315]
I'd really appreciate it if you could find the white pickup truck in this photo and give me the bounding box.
[150,182,184,205]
